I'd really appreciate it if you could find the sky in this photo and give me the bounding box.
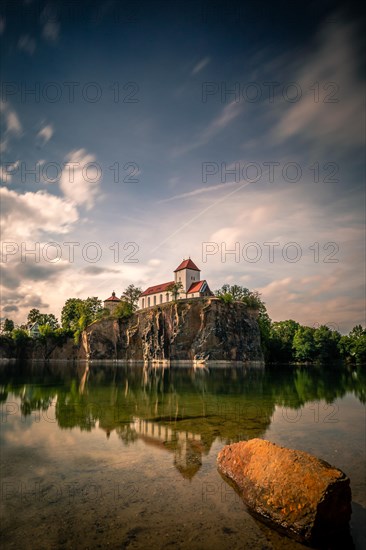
[0,0,365,332]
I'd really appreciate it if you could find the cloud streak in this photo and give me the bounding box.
[172,101,243,156]
[271,19,364,150]
[191,57,210,75]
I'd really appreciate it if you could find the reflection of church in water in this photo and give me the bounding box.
[81,364,273,480]
[101,417,208,480]
[130,417,206,480]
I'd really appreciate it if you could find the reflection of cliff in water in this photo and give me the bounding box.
[82,364,277,479]
[1,361,365,479]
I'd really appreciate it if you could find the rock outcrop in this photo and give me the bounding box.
[217,438,352,545]
[81,298,263,362]
[0,335,77,361]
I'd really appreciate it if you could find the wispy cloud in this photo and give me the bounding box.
[0,101,22,135]
[18,35,36,55]
[37,123,54,144]
[42,20,60,41]
[272,19,364,149]
[80,266,120,276]
[159,180,240,203]
[60,149,102,210]
[203,101,242,138]
[172,101,243,156]
[41,5,60,42]
[151,178,253,252]
[0,139,8,153]
[191,57,210,75]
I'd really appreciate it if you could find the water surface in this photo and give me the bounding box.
[0,361,365,549]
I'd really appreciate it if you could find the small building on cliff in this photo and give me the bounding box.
[138,258,212,309]
[28,322,40,338]
[103,291,121,313]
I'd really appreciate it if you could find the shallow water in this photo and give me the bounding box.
[0,361,365,549]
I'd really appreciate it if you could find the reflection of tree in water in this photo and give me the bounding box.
[1,360,365,478]
[21,395,54,417]
[271,365,366,408]
[4,385,57,417]
[116,423,139,445]
[0,387,8,403]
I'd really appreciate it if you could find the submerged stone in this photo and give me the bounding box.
[217,438,352,546]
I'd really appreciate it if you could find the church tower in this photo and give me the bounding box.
[174,258,201,294]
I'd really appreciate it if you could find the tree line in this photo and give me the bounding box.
[1,283,365,364]
[0,285,142,345]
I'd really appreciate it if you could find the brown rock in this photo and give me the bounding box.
[217,438,352,545]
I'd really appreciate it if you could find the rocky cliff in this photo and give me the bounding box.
[0,334,78,361]
[81,298,263,362]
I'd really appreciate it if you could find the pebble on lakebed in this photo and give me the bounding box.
[217,438,352,546]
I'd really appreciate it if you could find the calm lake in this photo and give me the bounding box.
[0,361,365,549]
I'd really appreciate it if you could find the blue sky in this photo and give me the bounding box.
[0,0,364,332]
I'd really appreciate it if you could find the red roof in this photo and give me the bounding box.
[104,291,121,302]
[140,281,174,297]
[174,258,200,272]
[187,280,207,294]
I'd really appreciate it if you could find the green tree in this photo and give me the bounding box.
[3,318,14,333]
[113,301,133,319]
[27,308,42,324]
[269,320,300,362]
[219,292,234,304]
[61,298,84,330]
[257,310,272,358]
[292,326,316,362]
[313,325,341,362]
[167,282,184,301]
[352,333,366,363]
[82,297,102,325]
[350,325,365,339]
[73,314,88,344]
[339,325,366,363]
[12,328,30,345]
[121,284,142,312]
[40,313,59,330]
[27,309,59,329]
[95,307,111,320]
[39,324,55,338]
[61,297,102,338]
[216,284,244,301]
[215,285,264,309]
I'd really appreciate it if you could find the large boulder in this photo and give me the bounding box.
[217,438,352,545]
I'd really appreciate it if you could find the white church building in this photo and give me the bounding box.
[138,258,212,309]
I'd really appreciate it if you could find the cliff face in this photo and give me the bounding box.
[81,298,263,362]
[0,335,78,361]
